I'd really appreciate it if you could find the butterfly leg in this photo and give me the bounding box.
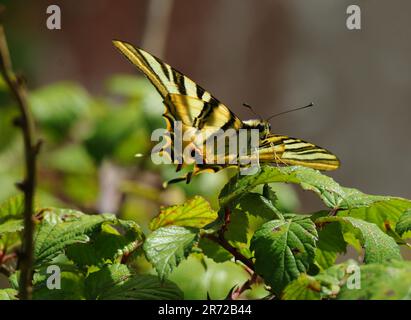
[270,141,289,167]
[163,175,188,188]
[163,168,194,187]
[269,141,280,167]
[235,165,241,180]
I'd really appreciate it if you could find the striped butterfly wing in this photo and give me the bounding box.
[258,134,340,171]
[112,41,242,131]
[113,40,243,178]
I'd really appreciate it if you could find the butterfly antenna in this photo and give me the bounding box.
[266,102,314,121]
[243,103,262,119]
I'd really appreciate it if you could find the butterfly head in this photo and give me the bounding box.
[242,119,271,138]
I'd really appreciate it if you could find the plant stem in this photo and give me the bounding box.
[205,207,255,271]
[231,272,258,300]
[215,206,260,298]
[0,25,40,300]
[206,233,255,271]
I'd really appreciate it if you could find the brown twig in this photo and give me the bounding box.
[0,25,40,299]
[204,207,258,299]
[206,233,255,271]
[205,207,255,272]
[231,272,258,300]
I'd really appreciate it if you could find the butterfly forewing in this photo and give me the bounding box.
[112,41,242,130]
[113,40,245,176]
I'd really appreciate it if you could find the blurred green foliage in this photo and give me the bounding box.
[1,74,411,300]
[0,74,299,298]
[0,73,299,215]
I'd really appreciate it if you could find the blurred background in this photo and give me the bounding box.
[0,0,410,298]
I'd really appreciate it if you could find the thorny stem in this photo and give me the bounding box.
[0,25,40,300]
[206,233,255,271]
[231,272,258,300]
[205,207,258,298]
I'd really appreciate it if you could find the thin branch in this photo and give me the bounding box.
[231,272,258,300]
[205,207,255,271]
[0,25,40,300]
[205,206,259,299]
[205,233,255,272]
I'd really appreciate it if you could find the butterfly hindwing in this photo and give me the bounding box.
[258,134,340,171]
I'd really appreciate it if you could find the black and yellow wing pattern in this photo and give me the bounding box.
[258,135,340,171]
[113,40,340,183]
[112,41,242,132]
[113,40,244,179]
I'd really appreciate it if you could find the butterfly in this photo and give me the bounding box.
[113,40,340,184]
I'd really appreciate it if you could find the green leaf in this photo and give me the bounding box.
[0,195,25,247]
[396,209,411,237]
[316,221,346,252]
[282,262,350,300]
[66,220,144,267]
[46,144,95,175]
[32,254,82,282]
[337,197,411,233]
[224,209,249,244]
[0,194,24,222]
[29,82,91,140]
[84,103,145,163]
[314,222,346,270]
[0,232,20,253]
[0,288,18,300]
[34,212,116,266]
[237,193,282,220]
[263,184,278,203]
[219,167,411,225]
[316,216,402,263]
[85,264,183,300]
[0,219,23,235]
[338,261,411,300]
[144,226,198,280]
[39,207,85,224]
[33,270,85,300]
[25,254,85,299]
[34,273,85,300]
[198,237,232,263]
[169,256,250,300]
[314,250,337,273]
[250,216,318,294]
[281,274,321,300]
[220,166,345,207]
[150,196,218,231]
